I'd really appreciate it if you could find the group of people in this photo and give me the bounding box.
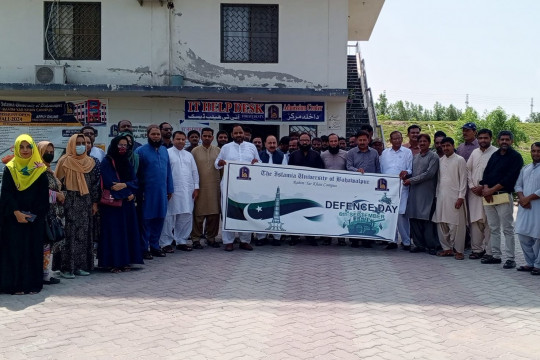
[1,119,538,295]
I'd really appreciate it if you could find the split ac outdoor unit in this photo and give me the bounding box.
[35,65,66,85]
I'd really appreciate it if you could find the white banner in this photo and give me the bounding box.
[222,162,401,241]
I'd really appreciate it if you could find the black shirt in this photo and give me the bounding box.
[288,149,324,169]
[480,147,523,193]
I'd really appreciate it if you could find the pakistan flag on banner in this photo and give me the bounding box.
[227,198,324,222]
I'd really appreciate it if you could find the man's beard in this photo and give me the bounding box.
[299,143,311,152]
[328,145,340,155]
[148,138,162,148]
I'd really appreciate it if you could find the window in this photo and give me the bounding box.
[44,2,101,60]
[221,4,278,63]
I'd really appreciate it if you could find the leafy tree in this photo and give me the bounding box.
[527,112,540,123]
[432,102,446,121]
[375,92,389,116]
[459,106,480,124]
[445,104,462,122]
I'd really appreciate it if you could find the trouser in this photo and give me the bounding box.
[160,213,193,247]
[43,244,52,281]
[483,195,515,260]
[437,222,466,253]
[393,214,411,245]
[518,235,540,268]
[222,231,251,245]
[191,214,220,242]
[470,219,492,255]
[142,217,165,251]
[410,218,439,250]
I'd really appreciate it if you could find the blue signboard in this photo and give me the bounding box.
[185,100,325,122]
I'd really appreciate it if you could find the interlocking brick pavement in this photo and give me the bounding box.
[1,236,540,360]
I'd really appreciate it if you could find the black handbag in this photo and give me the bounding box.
[46,216,65,243]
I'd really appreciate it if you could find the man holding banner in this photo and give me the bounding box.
[215,124,260,252]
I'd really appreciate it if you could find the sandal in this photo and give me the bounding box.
[121,266,131,272]
[469,251,485,260]
[110,268,122,273]
[436,249,454,257]
[176,244,192,252]
[517,265,534,272]
[454,252,465,260]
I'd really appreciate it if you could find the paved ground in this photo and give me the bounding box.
[1,236,540,360]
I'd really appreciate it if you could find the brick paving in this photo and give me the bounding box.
[1,237,540,360]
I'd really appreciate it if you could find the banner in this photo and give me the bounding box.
[222,162,401,241]
[185,100,324,122]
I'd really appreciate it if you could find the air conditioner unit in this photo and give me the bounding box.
[35,65,66,85]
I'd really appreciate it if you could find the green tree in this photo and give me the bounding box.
[480,108,527,146]
[527,112,540,123]
[432,102,446,121]
[445,104,462,122]
[375,92,389,117]
[459,106,480,124]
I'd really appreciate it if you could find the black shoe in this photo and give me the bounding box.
[44,277,61,285]
[361,240,373,248]
[150,248,166,257]
[503,260,516,269]
[385,243,398,250]
[427,248,437,255]
[143,251,153,260]
[410,246,425,253]
[401,245,411,251]
[211,242,221,248]
[350,240,360,248]
[192,242,204,250]
[481,256,502,264]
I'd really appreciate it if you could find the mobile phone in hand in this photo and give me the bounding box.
[21,211,37,222]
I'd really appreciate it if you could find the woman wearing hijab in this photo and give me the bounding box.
[98,135,143,272]
[0,134,49,295]
[37,141,65,285]
[55,134,100,279]
[119,132,139,173]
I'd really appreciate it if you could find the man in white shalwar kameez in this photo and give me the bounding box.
[432,137,467,260]
[159,131,199,252]
[215,124,260,252]
[466,129,497,259]
[380,131,413,250]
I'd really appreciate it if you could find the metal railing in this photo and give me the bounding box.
[347,42,382,138]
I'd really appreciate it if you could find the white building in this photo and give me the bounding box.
[0,0,384,148]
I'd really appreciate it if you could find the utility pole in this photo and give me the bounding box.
[465,94,469,108]
[531,98,534,115]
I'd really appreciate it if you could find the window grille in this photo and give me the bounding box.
[221,4,278,63]
[44,2,101,60]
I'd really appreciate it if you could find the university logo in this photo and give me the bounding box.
[375,178,388,191]
[236,166,251,180]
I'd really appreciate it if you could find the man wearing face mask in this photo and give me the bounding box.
[288,132,324,245]
[135,125,174,260]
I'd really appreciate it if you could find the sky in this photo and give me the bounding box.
[359,0,539,121]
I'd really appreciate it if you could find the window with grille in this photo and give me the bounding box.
[221,4,279,63]
[44,2,101,60]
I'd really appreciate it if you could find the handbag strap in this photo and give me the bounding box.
[101,157,122,191]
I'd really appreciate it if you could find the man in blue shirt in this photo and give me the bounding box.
[135,125,174,260]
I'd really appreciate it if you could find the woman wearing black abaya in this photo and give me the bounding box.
[0,134,49,295]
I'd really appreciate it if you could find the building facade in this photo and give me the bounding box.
[0,0,383,149]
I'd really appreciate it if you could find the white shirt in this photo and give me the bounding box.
[380,146,413,214]
[167,147,199,215]
[90,146,105,162]
[215,141,261,169]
